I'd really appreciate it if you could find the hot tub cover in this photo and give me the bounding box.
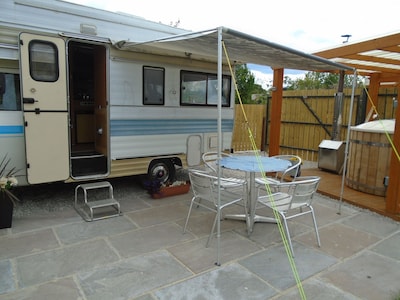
[351,119,395,134]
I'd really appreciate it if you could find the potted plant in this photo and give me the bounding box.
[142,168,191,199]
[0,155,20,229]
[150,180,191,199]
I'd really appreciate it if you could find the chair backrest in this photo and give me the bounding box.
[202,152,231,174]
[188,169,244,206]
[288,176,320,209]
[271,155,302,181]
[188,170,214,202]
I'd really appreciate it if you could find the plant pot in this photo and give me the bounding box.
[151,184,191,199]
[0,193,14,229]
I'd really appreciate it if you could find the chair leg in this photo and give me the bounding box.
[281,215,295,257]
[310,206,321,247]
[183,198,196,234]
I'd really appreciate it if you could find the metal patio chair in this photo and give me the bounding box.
[255,176,321,256]
[183,169,248,248]
[255,154,302,193]
[202,151,247,190]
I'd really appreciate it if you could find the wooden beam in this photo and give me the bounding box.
[339,62,400,74]
[313,33,400,58]
[269,68,284,156]
[382,45,400,53]
[343,53,400,66]
[378,72,400,82]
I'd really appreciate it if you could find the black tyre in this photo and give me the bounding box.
[148,159,175,184]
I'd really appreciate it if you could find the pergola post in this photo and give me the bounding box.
[386,84,400,214]
[269,68,284,156]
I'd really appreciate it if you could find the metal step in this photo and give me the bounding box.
[86,198,119,209]
[74,181,121,222]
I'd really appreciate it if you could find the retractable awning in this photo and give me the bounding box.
[114,27,353,72]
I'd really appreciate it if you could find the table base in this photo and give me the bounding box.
[225,214,277,233]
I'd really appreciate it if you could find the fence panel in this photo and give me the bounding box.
[232,104,266,151]
[232,87,397,161]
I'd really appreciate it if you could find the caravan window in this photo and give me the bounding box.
[29,41,59,82]
[0,73,21,111]
[143,66,164,105]
[180,71,230,106]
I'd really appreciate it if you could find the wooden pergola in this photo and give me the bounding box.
[312,32,400,215]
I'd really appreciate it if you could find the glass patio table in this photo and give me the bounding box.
[219,155,291,234]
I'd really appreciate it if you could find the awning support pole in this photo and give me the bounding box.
[215,26,223,266]
[339,69,357,214]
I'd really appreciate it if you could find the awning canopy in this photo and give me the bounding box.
[114,27,353,72]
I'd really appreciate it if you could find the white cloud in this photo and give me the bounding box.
[67,0,399,88]
[67,0,399,53]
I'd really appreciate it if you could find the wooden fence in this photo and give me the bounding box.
[231,87,398,161]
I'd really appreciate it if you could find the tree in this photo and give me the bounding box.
[285,71,363,90]
[234,64,268,104]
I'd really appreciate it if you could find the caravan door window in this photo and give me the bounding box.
[28,41,59,82]
[143,66,164,105]
[180,71,230,106]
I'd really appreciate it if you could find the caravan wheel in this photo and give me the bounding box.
[148,159,175,184]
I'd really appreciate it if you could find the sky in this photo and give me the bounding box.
[67,0,399,87]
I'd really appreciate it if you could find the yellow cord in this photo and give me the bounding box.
[223,41,307,300]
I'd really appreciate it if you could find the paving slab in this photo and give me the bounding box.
[168,231,262,274]
[154,263,277,300]
[296,201,352,227]
[244,220,311,248]
[178,210,247,239]
[296,222,380,259]
[321,251,400,300]
[239,243,338,291]
[342,212,400,236]
[55,216,136,245]
[275,277,360,300]
[10,210,81,234]
[0,228,59,260]
[0,260,15,295]
[109,222,194,258]
[371,231,400,261]
[126,202,189,227]
[16,239,119,288]
[77,250,192,300]
[0,277,82,300]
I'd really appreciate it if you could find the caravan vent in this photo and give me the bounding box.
[80,24,97,35]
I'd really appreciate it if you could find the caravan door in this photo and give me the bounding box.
[19,33,69,184]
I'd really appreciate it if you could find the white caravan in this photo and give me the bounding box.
[0,0,235,185]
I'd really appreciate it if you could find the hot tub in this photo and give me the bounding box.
[346,119,394,196]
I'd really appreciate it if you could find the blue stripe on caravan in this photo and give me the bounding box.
[0,125,24,134]
[110,119,234,137]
